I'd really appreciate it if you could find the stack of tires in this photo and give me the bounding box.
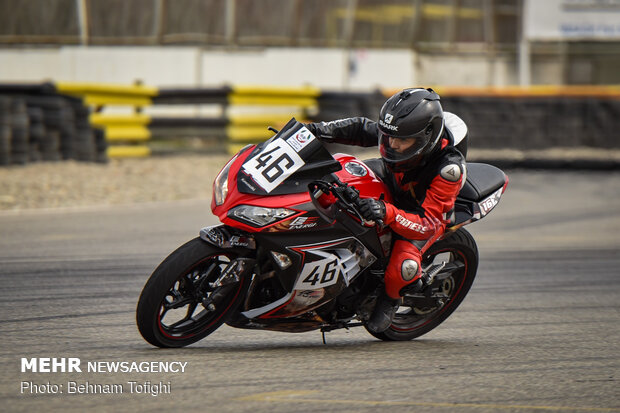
[93,127,108,163]
[72,102,96,162]
[10,98,30,165]
[27,107,45,162]
[0,92,108,166]
[0,96,32,165]
[0,97,10,166]
[29,96,68,162]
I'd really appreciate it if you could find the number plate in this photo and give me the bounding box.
[242,127,315,193]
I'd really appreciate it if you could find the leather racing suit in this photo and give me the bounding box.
[306,114,467,299]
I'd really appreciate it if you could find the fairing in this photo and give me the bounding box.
[208,120,395,327]
[211,119,392,233]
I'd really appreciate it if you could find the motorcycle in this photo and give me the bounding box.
[136,119,508,348]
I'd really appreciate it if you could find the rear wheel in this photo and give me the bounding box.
[368,228,478,341]
[136,237,251,348]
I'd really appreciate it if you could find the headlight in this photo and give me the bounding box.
[229,205,296,227]
[214,155,238,206]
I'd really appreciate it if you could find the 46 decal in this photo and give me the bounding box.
[241,127,314,193]
[294,251,345,290]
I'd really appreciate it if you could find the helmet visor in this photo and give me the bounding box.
[378,131,430,164]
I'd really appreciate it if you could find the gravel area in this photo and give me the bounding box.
[0,154,232,211]
[1,147,618,212]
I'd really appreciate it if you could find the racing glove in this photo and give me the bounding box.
[358,198,386,222]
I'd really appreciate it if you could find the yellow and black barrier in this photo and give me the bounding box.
[56,82,158,107]
[1,82,619,164]
[57,82,158,158]
[56,83,321,157]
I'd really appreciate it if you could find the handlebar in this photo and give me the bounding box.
[308,178,383,228]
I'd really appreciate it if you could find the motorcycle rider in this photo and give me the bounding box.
[305,88,468,333]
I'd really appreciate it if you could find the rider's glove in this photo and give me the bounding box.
[358,198,386,222]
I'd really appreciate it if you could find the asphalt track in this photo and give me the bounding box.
[1,170,619,413]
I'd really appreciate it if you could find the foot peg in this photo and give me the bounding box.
[400,261,446,295]
[422,261,446,286]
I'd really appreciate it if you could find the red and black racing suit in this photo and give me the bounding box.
[307,117,466,299]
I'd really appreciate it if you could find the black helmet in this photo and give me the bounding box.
[378,88,444,171]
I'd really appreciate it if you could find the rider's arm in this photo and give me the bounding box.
[383,162,464,240]
[306,117,379,147]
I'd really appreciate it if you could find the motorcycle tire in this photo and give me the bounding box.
[367,227,479,341]
[136,237,251,348]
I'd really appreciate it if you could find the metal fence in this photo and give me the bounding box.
[0,0,519,50]
[3,1,620,84]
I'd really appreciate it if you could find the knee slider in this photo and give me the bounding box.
[401,259,420,281]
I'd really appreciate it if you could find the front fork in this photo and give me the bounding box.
[199,225,257,311]
[200,225,257,250]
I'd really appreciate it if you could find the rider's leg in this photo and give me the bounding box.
[367,240,422,333]
[385,240,423,299]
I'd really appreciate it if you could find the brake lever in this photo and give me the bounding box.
[330,179,360,204]
[312,179,375,225]
[331,185,366,223]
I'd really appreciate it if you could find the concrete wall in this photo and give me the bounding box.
[0,46,522,90]
[415,54,514,87]
[0,47,201,86]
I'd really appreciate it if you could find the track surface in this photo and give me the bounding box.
[1,170,619,412]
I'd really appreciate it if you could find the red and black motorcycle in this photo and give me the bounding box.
[136,119,508,348]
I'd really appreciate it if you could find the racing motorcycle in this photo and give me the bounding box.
[136,119,508,348]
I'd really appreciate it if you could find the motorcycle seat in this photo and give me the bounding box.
[458,163,506,202]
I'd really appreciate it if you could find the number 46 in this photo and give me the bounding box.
[303,259,339,286]
[255,147,294,184]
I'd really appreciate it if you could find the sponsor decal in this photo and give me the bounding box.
[379,119,398,131]
[479,188,502,216]
[289,216,319,230]
[239,177,257,191]
[285,126,315,152]
[395,214,430,233]
[384,113,394,124]
[440,163,462,182]
[294,289,325,306]
[401,259,419,281]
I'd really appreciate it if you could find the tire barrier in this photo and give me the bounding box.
[320,87,620,151]
[10,98,29,165]
[1,82,619,164]
[433,87,620,150]
[0,83,107,165]
[0,97,11,166]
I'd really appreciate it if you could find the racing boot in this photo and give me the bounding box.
[367,293,401,333]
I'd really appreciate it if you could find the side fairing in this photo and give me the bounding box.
[241,237,376,319]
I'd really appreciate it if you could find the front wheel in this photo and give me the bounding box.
[368,228,479,341]
[136,237,251,348]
